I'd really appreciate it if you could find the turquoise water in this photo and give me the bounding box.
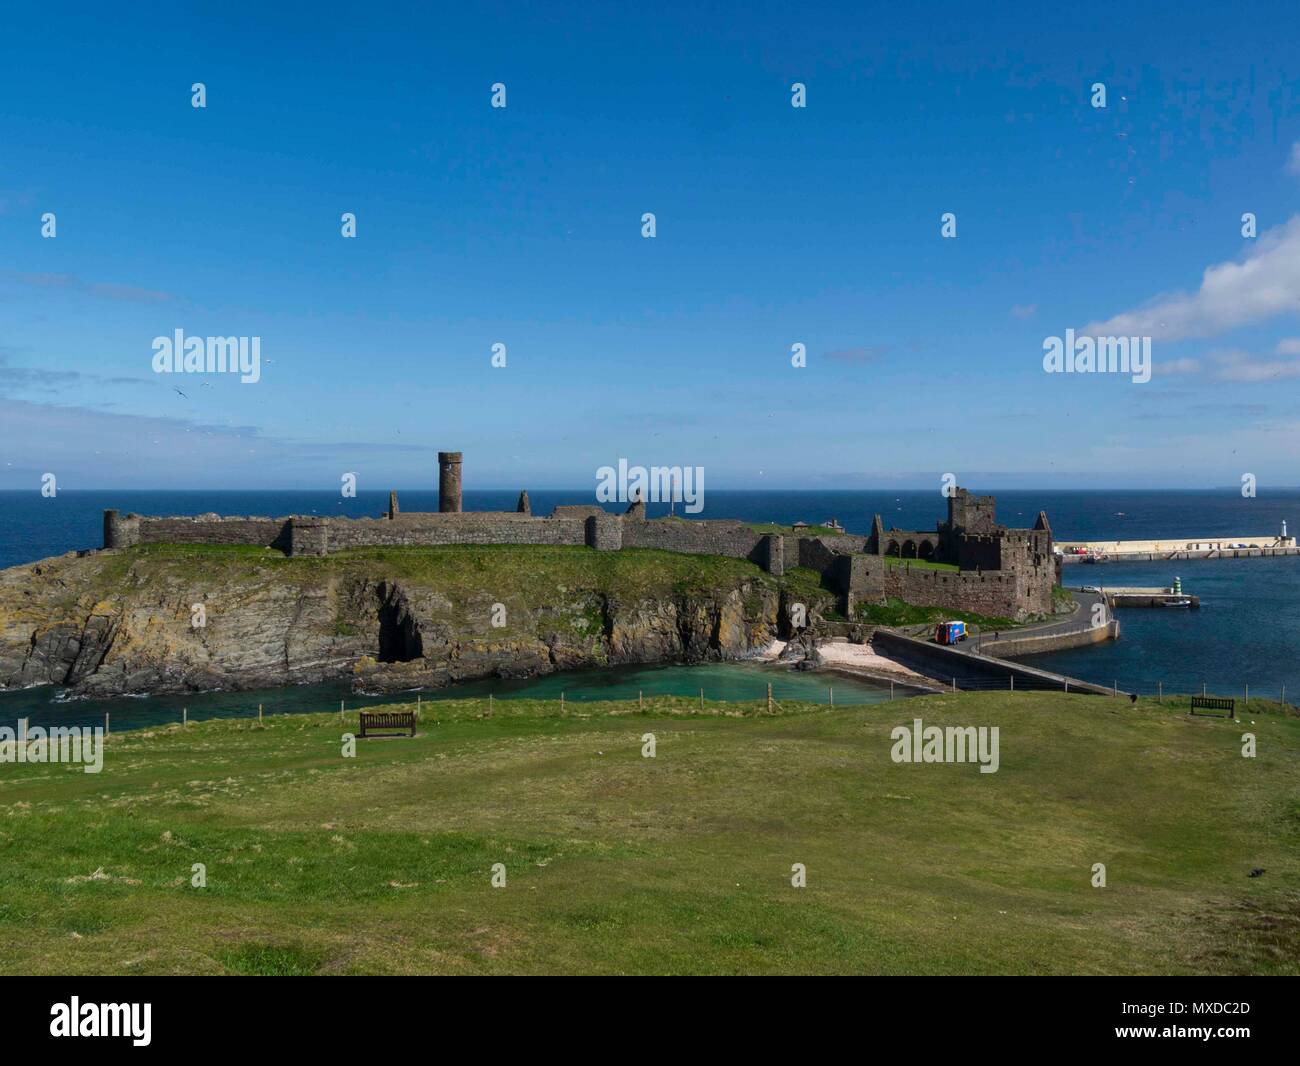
[0,662,892,733]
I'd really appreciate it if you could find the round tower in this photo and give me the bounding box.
[438,452,463,513]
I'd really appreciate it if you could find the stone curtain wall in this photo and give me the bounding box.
[289,513,591,555]
[620,518,767,560]
[106,509,788,563]
[104,511,290,551]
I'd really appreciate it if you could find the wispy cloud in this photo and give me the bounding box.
[1009,304,1037,319]
[825,345,888,365]
[0,397,439,489]
[1211,339,1300,382]
[11,272,173,304]
[0,352,150,395]
[1288,141,1300,178]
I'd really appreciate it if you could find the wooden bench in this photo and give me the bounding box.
[1190,695,1235,719]
[358,710,417,738]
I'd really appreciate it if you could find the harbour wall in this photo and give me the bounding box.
[871,629,1119,695]
[1058,535,1297,564]
[973,618,1120,657]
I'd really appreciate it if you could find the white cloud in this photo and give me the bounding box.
[1157,357,1200,375]
[1082,216,1300,341]
[1212,346,1300,383]
[1288,141,1300,178]
[1275,337,1300,356]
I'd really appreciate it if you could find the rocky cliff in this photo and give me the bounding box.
[0,544,830,698]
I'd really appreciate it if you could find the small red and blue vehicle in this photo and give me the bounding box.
[934,620,967,645]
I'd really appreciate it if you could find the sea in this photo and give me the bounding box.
[2,488,1297,729]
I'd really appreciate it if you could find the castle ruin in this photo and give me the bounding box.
[101,456,1058,621]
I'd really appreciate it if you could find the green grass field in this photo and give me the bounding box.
[2,692,1297,975]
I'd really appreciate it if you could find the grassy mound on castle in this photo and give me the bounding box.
[2,691,1296,975]
[114,542,788,601]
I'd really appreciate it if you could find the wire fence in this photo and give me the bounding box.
[919,674,1292,706]
[12,673,1292,738]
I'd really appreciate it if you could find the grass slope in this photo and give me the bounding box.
[120,542,786,600]
[1,692,1296,975]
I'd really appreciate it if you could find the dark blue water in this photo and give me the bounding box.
[2,489,1298,721]
[1030,556,1300,699]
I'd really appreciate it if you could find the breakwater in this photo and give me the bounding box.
[1058,534,1296,564]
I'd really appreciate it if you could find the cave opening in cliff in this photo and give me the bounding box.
[376,585,424,663]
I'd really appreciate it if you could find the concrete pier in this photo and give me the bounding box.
[1058,535,1296,565]
[1103,587,1200,609]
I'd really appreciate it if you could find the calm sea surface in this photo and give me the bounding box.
[2,489,1298,727]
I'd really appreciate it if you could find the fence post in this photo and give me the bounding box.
[639,690,643,712]
[1157,681,1162,703]
[1202,682,1206,697]
[340,699,344,726]
[560,692,565,714]
[488,693,493,716]
[258,703,263,725]
[700,688,704,711]
[1112,681,1117,697]
[829,685,834,708]
[767,683,773,715]
[1282,684,1287,710]
[105,712,110,737]
[952,677,957,693]
[1244,683,1248,710]
[889,680,894,701]
[183,706,187,727]
[1010,675,1014,693]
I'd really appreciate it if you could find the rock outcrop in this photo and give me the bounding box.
[0,546,821,698]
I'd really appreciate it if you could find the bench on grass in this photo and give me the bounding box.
[358,710,416,738]
[1189,695,1235,719]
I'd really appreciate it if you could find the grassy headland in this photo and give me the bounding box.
[2,691,1296,975]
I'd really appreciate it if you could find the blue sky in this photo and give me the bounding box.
[2,1,1299,490]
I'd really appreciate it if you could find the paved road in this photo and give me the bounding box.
[968,590,1107,653]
